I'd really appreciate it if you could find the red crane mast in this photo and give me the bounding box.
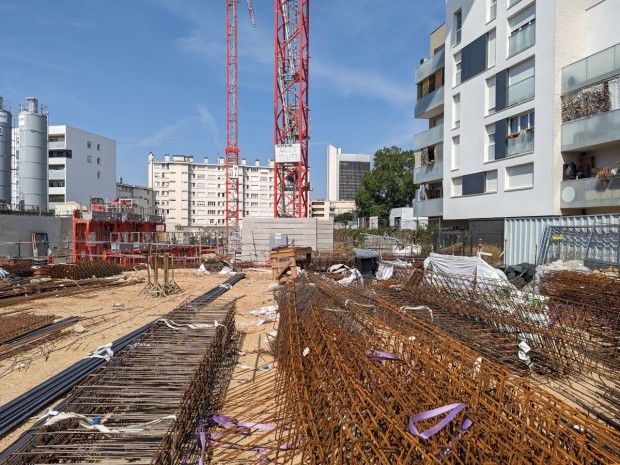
[274,0,310,218]
[225,0,255,252]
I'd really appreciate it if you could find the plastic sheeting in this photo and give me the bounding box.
[423,253,508,281]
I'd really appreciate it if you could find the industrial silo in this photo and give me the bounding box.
[17,97,48,210]
[0,97,11,204]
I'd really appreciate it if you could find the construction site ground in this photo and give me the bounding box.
[0,268,277,451]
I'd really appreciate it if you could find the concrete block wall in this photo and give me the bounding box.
[0,216,72,259]
[241,218,334,263]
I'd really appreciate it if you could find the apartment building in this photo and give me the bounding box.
[326,144,371,201]
[310,199,356,220]
[48,125,116,209]
[116,181,156,215]
[413,0,620,227]
[148,153,274,228]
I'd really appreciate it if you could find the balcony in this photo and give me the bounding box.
[507,130,535,156]
[48,169,66,180]
[414,162,443,184]
[414,124,444,151]
[507,75,535,106]
[413,198,443,217]
[48,140,65,149]
[508,22,535,56]
[560,176,620,209]
[48,186,66,196]
[561,108,620,152]
[562,43,620,94]
[415,48,445,84]
[414,86,444,119]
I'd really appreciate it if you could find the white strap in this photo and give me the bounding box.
[159,318,223,330]
[41,410,176,434]
[84,343,114,361]
[218,283,233,290]
[400,305,433,321]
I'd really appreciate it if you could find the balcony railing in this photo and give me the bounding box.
[561,108,620,152]
[48,169,66,180]
[560,176,620,209]
[506,130,535,156]
[508,22,535,56]
[413,198,443,217]
[414,162,443,184]
[414,86,444,119]
[507,75,535,106]
[413,124,444,151]
[415,48,445,84]
[48,141,65,149]
[562,43,620,94]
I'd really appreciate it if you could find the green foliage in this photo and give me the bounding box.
[354,146,415,220]
[333,211,353,223]
[333,224,439,253]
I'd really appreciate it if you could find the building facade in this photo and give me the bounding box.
[148,153,274,228]
[47,125,116,210]
[413,0,620,227]
[310,199,356,220]
[326,144,371,201]
[116,181,156,215]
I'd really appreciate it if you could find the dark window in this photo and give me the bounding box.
[461,34,488,82]
[338,161,370,201]
[462,172,485,196]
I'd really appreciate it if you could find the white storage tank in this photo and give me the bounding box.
[17,97,48,210]
[0,97,11,204]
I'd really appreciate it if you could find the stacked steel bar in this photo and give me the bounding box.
[203,274,620,464]
[1,302,238,464]
[370,269,620,427]
[0,314,55,342]
[49,261,122,280]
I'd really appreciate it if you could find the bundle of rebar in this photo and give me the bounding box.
[49,261,122,280]
[199,273,620,464]
[0,314,55,342]
[0,282,244,464]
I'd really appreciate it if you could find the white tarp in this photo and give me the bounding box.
[423,253,508,282]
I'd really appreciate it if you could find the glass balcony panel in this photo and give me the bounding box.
[415,48,445,84]
[414,162,443,184]
[561,176,620,209]
[509,23,535,56]
[413,124,444,151]
[48,141,65,149]
[506,131,534,156]
[48,169,66,180]
[507,75,535,106]
[413,198,443,217]
[414,86,444,118]
[509,0,522,6]
[561,108,620,151]
[562,43,620,93]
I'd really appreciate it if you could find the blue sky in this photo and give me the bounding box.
[1,1,444,199]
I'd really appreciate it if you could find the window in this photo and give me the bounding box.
[487,29,496,68]
[452,177,463,197]
[454,10,462,45]
[97,171,101,179]
[486,77,496,114]
[509,111,535,134]
[453,94,461,128]
[506,163,534,190]
[508,58,535,105]
[507,111,535,156]
[87,155,92,163]
[97,157,101,165]
[485,170,498,192]
[452,136,460,170]
[454,52,462,86]
[97,143,101,151]
[508,5,536,56]
[489,0,497,21]
[486,124,496,161]
[87,141,92,149]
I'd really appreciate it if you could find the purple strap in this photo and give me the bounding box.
[198,425,206,465]
[408,403,468,440]
[365,349,405,362]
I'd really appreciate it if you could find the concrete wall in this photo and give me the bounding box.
[0,215,72,259]
[241,218,333,263]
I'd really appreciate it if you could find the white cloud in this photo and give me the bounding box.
[313,60,412,108]
[197,104,220,146]
[121,116,197,149]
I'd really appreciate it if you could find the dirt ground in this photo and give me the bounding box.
[0,268,278,451]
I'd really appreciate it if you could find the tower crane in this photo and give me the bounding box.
[274,0,310,218]
[225,0,256,254]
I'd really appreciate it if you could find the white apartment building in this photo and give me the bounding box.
[413,0,620,225]
[310,199,356,220]
[48,125,116,209]
[148,153,274,228]
[326,145,371,202]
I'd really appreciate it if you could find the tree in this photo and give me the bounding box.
[334,211,353,223]
[354,146,415,220]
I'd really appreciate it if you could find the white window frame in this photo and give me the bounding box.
[454,10,462,45]
[452,136,460,170]
[488,0,497,22]
[486,76,496,114]
[454,52,462,86]
[486,124,496,161]
[453,94,461,129]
